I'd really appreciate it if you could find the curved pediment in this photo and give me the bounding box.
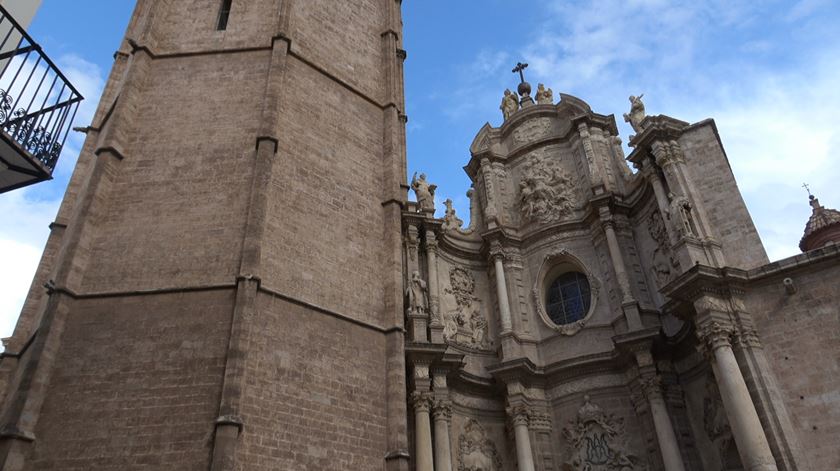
[469,122,495,155]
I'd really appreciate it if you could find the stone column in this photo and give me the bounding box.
[600,213,642,330]
[411,391,434,471]
[508,406,536,471]
[697,320,778,471]
[640,375,687,471]
[432,400,453,471]
[492,252,513,333]
[425,229,443,343]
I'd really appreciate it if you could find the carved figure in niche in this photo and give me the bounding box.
[647,212,679,288]
[668,192,697,238]
[500,88,520,121]
[518,155,577,224]
[536,83,554,105]
[458,419,502,471]
[406,271,428,316]
[444,267,491,350]
[623,94,646,134]
[411,172,437,211]
[704,373,737,471]
[442,198,465,231]
[561,396,647,471]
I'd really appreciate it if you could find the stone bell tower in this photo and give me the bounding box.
[0,1,410,470]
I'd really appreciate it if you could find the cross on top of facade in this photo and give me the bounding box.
[802,182,812,197]
[512,62,529,84]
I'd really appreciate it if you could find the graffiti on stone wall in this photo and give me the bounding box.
[561,396,647,471]
[458,419,502,471]
[444,267,491,350]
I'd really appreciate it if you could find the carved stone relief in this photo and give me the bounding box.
[518,154,578,224]
[444,267,492,350]
[458,419,502,471]
[561,396,648,471]
[703,373,739,471]
[647,211,679,289]
[512,117,552,147]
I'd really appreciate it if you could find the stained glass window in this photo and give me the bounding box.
[545,272,591,325]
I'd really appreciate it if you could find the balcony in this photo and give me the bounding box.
[0,4,83,194]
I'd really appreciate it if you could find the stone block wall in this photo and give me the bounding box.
[679,122,768,269]
[25,290,232,470]
[745,249,840,470]
[236,294,389,470]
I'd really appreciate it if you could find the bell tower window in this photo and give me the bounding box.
[217,0,232,30]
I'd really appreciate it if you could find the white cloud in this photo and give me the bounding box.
[0,54,105,341]
[0,189,59,338]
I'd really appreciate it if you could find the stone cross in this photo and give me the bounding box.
[802,183,812,197]
[512,62,529,84]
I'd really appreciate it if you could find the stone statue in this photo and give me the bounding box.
[622,94,646,133]
[500,88,519,121]
[441,198,464,231]
[406,271,428,315]
[411,172,437,211]
[668,192,696,237]
[535,83,554,105]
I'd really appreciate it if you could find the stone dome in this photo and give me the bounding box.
[799,195,840,251]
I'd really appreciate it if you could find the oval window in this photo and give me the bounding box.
[545,272,591,325]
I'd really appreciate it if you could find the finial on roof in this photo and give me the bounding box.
[799,187,840,252]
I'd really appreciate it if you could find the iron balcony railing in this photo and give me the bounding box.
[0,4,83,192]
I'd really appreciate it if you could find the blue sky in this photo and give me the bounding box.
[1,0,839,339]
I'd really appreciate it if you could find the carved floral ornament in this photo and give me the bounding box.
[532,250,601,336]
[458,419,503,471]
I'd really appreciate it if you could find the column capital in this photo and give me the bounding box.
[432,399,452,421]
[506,404,531,427]
[640,374,664,402]
[696,320,734,354]
[411,391,433,413]
[734,327,762,349]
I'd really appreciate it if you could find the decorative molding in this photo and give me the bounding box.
[531,250,601,336]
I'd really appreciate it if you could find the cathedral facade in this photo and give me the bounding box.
[0,2,838,471]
